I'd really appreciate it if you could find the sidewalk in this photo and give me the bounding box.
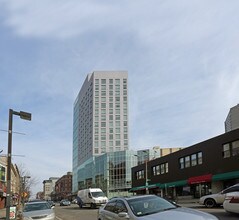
[177,198,203,208]
[0,208,6,219]
[0,206,22,220]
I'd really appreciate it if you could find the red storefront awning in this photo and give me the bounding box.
[188,174,212,184]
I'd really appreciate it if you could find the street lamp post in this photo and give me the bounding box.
[142,151,149,195]
[6,109,31,220]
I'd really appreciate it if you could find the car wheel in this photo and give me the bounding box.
[204,198,216,208]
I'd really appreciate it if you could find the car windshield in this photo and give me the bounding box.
[23,203,51,212]
[91,191,105,198]
[128,196,177,217]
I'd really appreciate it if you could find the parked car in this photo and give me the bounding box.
[199,183,239,208]
[223,191,239,214]
[98,195,218,220]
[60,199,71,206]
[22,201,55,220]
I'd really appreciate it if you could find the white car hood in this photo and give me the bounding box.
[23,209,54,218]
[140,207,218,220]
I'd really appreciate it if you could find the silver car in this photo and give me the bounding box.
[98,195,218,220]
[22,201,55,220]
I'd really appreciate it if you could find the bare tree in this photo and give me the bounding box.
[17,163,39,202]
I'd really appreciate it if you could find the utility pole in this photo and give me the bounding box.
[6,109,31,220]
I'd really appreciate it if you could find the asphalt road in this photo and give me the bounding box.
[54,203,239,220]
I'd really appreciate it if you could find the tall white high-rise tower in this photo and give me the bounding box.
[73,71,129,170]
[225,104,239,132]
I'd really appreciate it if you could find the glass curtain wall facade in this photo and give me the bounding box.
[73,71,129,193]
[76,150,137,198]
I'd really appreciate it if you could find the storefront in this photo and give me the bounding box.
[131,128,239,200]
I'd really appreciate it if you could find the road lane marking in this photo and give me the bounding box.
[56,216,63,220]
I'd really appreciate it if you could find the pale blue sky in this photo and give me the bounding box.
[0,0,239,195]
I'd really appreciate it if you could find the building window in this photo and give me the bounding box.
[165,162,168,173]
[115,79,120,85]
[198,152,202,164]
[0,165,6,181]
[223,140,239,158]
[109,109,113,114]
[179,152,202,169]
[223,143,230,158]
[101,85,106,90]
[115,109,120,114]
[152,162,168,176]
[101,103,106,108]
[115,115,120,120]
[101,115,106,121]
[160,164,165,174]
[153,165,160,176]
[101,79,106,84]
[115,97,120,103]
[232,140,239,156]
[191,154,197,166]
[136,170,144,180]
[116,121,120,127]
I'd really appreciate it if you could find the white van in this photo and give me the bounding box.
[77,188,108,208]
